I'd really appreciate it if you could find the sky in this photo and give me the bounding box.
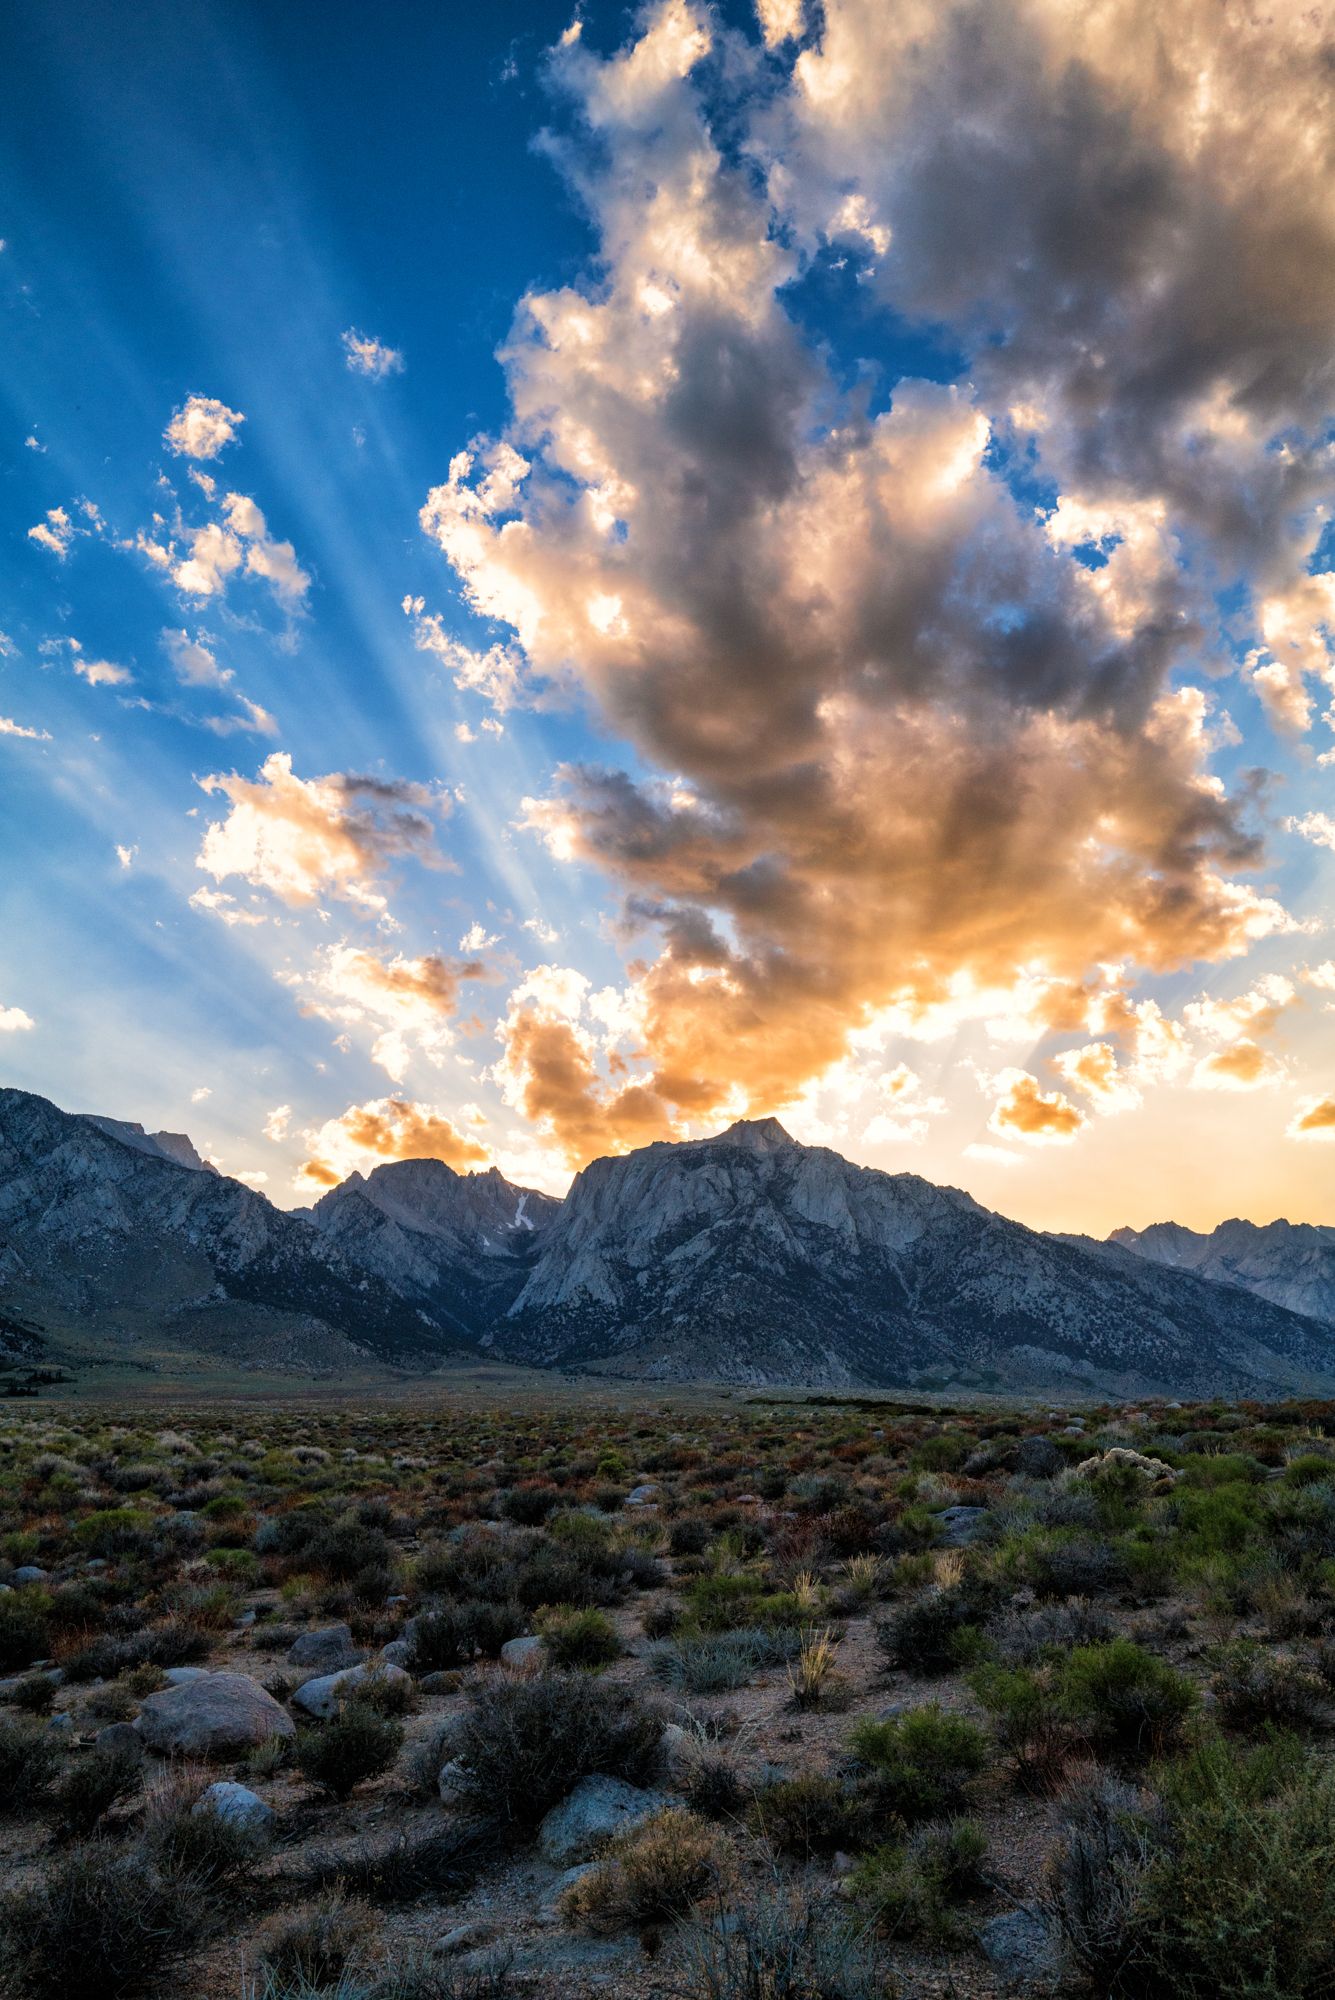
[0,0,1333,1235]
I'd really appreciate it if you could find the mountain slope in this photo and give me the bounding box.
[0,1088,462,1370]
[496,1118,1335,1395]
[1111,1217,1335,1327]
[311,1158,558,1334]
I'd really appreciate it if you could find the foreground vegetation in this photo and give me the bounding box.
[0,1387,1334,1997]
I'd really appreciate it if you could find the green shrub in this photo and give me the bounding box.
[0,1841,204,1999]
[875,1586,993,1674]
[406,1599,525,1672]
[0,1714,63,1811]
[449,1671,662,1827]
[852,1818,987,1941]
[1209,1642,1330,1736]
[72,1509,157,1559]
[1049,1737,1335,2000]
[0,1591,51,1673]
[50,1740,142,1834]
[560,1807,727,1933]
[1055,1640,1196,1758]
[536,1606,621,1669]
[296,1704,404,1799]
[679,1887,886,2000]
[849,1705,990,1823]
[257,1891,377,1990]
[749,1772,870,1858]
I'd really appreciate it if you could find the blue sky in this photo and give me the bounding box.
[1,0,1332,1229]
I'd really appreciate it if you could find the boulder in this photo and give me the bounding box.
[192,1779,274,1837]
[291,1661,411,1720]
[134,1673,295,1758]
[286,1623,365,1673]
[934,1505,990,1547]
[380,1639,412,1668]
[624,1484,659,1507]
[12,1567,47,1586]
[979,1909,1063,1989]
[94,1721,144,1759]
[538,1774,670,1868]
[163,1666,210,1686]
[500,1635,547,1672]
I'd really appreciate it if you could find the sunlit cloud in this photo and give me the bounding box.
[196,752,447,914]
[0,716,51,742]
[1288,1096,1335,1142]
[297,1095,490,1189]
[986,1068,1086,1145]
[342,329,404,379]
[0,1006,35,1033]
[164,394,245,460]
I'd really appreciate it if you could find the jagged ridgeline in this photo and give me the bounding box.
[1,1086,1332,1395]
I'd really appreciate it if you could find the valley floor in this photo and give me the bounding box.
[1,1386,1333,2000]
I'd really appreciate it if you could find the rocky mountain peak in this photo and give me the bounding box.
[711,1116,798,1153]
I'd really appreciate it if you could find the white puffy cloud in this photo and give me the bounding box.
[164,395,245,460]
[27,506,78,558]
[196,752,446,914]
[342,330,404,379]
[0,717,50,742]
[285,941,491,1080]
[115,844,137,869]
[0,1006,35,1033]
[74,655,132,689]
[170,493,310,607]
[1287,811,1335,854]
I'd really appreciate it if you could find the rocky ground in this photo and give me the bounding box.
[0,1388,1333,1999]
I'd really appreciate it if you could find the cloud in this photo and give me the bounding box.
[164,395,245,460]
[755,0,804,48]
[405,605,525,712]
[297,1096,490,1189]
[263,1104,292,1142]
[27,505,78,558]
[964,1142,1023,1168]
[1191,1039,1286,1092]
[74,655,132,689]
[196,752,447,915]
[188,885,267,927]
[986,1068,1085,1145]
[409,1,1309,1166]
[162,629,279,737]
[1287,1096,1335,1142]
[115,844,137,869]
[191,1086,212,1103]
[1050,1040,1142,1114]
[286,941,490,1080]
[1287,812,1335,854]
[1184,974,1296,1047]
[170,493,310,607]
[0,1006,35,1033]
[342,329,405,379]
[0,716,50,742]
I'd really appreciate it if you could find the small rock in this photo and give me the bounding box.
[380,1639,412,1668]
[234,1611,256,1629]
[538,1774,670,1868]
[291,1661,411,1721]
[437,1758,469,1801]
[47,1712,73,1733]
[434,1923,492,1957]
[539,1862,598,1920]
[13,1566,47,1586]
[500,1635,547,1672]
[624,1484,659,1506]
[193,1779,274,1837]
[134,1673,295,1758]
[286,1623,365,1673]
[95,1722,144,1758]
[979,1909,1063,1989]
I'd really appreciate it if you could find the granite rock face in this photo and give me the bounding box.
[1111,1216,1335,1327]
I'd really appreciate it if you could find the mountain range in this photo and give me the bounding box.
[0,1082,1332,1397]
